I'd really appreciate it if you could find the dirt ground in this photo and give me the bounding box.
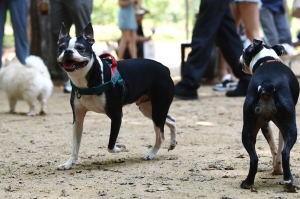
[1,53,300,199]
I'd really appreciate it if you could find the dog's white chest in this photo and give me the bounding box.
[77,94,106,113]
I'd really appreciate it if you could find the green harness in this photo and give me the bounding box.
[70,53,127,103]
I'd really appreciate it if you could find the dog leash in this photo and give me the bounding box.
[71,53,128,103]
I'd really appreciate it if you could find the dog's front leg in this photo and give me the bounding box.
[57,108,87,170]
[107,114,126,153]
[260,122,282,174]
[273,131,284,174]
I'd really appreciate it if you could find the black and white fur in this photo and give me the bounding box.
[240,39,299,192]
[56,22,177,170]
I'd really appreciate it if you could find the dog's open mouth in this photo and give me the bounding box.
[60,60,88,72]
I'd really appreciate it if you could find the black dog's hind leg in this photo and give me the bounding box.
[280,123,297,192]
[241,125,259,188]
[240,111,263,189]
[141,87,173,160]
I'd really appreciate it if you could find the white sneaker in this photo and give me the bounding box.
[212,74,238,91]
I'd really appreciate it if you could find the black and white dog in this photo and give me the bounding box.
[240,39,299,192]
[56,22,177,170]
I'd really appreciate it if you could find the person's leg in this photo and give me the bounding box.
[176,0,231,97]
[274,11,292,45]
[64,0,93,36]
[118,30,131,60]
[237,2,261,40]
[0,1,8,67]
[229,2,242,28]
[259,7,279,46]
[216,3,251,97]
[9,0,29,65]
[128,30,137,58]
[50,0,73,92]
[218,50,229,80]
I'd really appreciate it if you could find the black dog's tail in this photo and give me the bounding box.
[258,80,275,100]
[255,80,277,116]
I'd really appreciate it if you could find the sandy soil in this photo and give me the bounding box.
[1,49,300,198]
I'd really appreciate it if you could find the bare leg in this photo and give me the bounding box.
[237,2,261,40]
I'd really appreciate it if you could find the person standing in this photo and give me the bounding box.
[117,0,140,60]
[260,0,292,46]
[0,0,29,67]
[175,0,251,100]
[49,0,93,93]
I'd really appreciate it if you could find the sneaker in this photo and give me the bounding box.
[174,82,198,100]
[225,80,249,97]
[212,74,238,91]
[63,79,72,93]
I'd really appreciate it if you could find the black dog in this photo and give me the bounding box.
[56,22,177,170]
[239,39,299,192]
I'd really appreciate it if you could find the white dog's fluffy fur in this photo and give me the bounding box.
[0,55,53,116]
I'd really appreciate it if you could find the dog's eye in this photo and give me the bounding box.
[58,45,65,52]
[76,46,85,51]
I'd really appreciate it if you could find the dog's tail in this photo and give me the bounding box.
[25,55,51,79]
[258,80,275,100]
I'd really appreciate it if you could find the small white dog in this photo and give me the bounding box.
[0,55,53,116]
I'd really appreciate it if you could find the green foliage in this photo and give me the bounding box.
[3,34,14,47]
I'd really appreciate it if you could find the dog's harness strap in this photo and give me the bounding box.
[71,53,127,102]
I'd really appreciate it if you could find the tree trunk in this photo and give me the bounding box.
[28,0,62,80]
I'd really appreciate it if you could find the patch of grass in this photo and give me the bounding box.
[3,34,14,48]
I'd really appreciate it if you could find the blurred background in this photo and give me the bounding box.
[2,0,300,81]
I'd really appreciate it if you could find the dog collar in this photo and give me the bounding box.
[252,58,282,73]
[71,53,127,102]
[264,58,282,63]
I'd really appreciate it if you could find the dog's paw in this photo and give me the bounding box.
[108,145,126,153]
[240,180,253,189]
[57,158,76,170]
[57,162,73,170]
[168,141,177,151]
[272,163,283,175]
[272,169,283,175]
[283,180,298,192]
[142,152,156,160]
[27,112,36,116]
[39,110,46,115]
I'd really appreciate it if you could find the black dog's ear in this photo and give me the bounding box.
[81,22,95,46]
[271,44,286,56]
[251,39,263,48]
[58,22,69,45]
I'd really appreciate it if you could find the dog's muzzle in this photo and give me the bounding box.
[58,60,88,72]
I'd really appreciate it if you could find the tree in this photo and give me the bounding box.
[29,0,62,80]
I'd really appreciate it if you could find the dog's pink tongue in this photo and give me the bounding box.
[63,61,76,69]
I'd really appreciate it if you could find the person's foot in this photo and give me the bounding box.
[225,80,249,97]
[174,82,198,100]
[212,74,238,91]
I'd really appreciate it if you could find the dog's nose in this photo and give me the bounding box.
[65,49,73,55]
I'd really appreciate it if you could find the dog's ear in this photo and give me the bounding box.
[251,39,263,48]
[58,22,69,45]
[271,44,286,56]
[82,22,95,46]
